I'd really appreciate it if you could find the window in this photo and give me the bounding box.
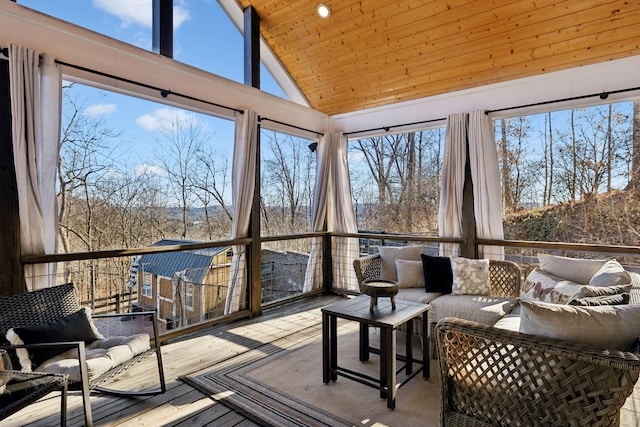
[142,283,152,298]
[495,100,637,245]
[184,282,194,310]
[349,127,446,234]
[260,129,317,236]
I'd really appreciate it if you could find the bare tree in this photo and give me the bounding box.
[190,146,232,240]
[261,131,315,234]
[627,100,640,190]
[155,119,209,239]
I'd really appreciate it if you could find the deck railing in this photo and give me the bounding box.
[18,232,640,341]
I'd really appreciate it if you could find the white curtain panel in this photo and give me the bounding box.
[329,133,359,292]
[438,113,467,257]
[10,46,61,290]
[468,111,505,260]
[303,133,329,292]
[225,109,257,314]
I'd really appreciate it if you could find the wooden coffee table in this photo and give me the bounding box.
[321,295,429,409]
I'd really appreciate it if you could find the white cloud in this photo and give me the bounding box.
[84,103,117,117]
[93,0,190,29]
[136,108,200,132]
[134,163,166,177]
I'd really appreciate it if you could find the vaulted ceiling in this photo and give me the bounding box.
[236,0,640,116]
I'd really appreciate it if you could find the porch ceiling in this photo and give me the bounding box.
[236,0,640,116]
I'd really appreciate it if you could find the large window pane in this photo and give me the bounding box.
[260,129,317,236]
[496,101,637,245]
[59,82,235,253]
[349,128,446,234]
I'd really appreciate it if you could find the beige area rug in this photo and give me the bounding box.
[183,322,441,427]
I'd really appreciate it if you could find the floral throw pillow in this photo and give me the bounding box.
[521,268,584,304]
[450,257,490,295]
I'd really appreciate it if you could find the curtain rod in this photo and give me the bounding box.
[258,116,323,136]
[55,60,244,115]
[344,117,446,137]
[486,85,640,115]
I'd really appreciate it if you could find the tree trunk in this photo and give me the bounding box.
[607,103,613,192]
[500,119,513,211]
[628,100,640,190]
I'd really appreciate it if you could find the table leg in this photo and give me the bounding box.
[422,312,430,379]
[322,311,330,383]
[405,319,413,375]
[380,326,397,409]
[359,322,369,361]
[330,315,337,381]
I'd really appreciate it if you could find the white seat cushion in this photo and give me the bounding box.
[431,294,519,326]
[36,333,151,382]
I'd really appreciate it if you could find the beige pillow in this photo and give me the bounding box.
[378,245,423,282]
[520,300,640,351]
[588,259,631,287]
[537,253,608,285]
[450,257,490,295]
[395,259,425,288]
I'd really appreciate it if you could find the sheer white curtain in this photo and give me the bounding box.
[439,113,467,257]
[225,109,257,314]
[10,46,61,290]
[468,111,504,259]
[329,132,358,291]
[303,133,329,292]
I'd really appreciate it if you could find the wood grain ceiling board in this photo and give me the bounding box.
[238,0,640,116]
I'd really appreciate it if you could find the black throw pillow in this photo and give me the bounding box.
[421,254,453,294]
[11,308,100,368]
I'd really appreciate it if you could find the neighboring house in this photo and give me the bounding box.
[129,239,232,328]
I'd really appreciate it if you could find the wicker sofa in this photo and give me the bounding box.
[353,253,522,350]
[354,252,640,425]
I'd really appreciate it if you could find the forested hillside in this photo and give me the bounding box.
[503,189,640,246]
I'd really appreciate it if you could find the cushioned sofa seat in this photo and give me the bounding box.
[36,333,151,382]
[396,288,442,305]
[431,294,519,326]
[492,305,521,332]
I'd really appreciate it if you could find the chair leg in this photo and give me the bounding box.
[60,380,67,427]
[76,342,93,427]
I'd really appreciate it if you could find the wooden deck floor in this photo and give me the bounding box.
[2,294,345,427]
[4,293,640,427]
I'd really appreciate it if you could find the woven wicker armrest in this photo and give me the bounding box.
[436,317,640,427]
[488,259,522,297]
[353,253,382,284]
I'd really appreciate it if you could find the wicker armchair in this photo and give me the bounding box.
[0,283,166,427]
[436,317,640,427]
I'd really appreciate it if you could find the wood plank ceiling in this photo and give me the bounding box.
[237,0,640,116]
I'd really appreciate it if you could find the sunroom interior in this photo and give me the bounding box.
[2,0,640,425]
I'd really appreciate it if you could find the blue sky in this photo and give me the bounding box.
[19,0,284,177]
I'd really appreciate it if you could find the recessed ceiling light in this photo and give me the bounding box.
[317,4,331,19]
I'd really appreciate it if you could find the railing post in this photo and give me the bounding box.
[322,233,333,291]
[115,293,120,313]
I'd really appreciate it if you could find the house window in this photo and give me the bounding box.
[142,284,152,297]
[185,282,194,310]
[142,272,152,297]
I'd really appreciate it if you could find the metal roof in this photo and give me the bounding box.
[138,239,228,284]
